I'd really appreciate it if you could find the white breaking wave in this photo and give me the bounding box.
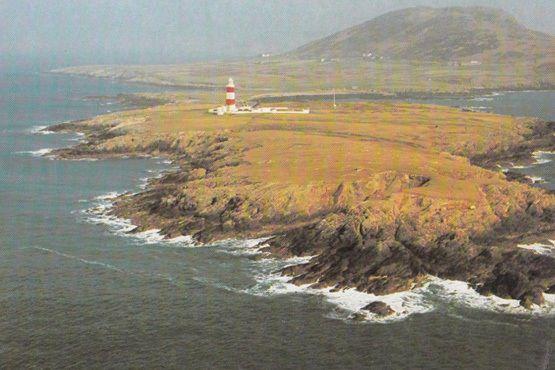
[67,135,86,143]
[496,164,509,173]
[518,240,555,256]
[94,191,123,201]
[138,172,165,189]
[472,92,503,101]
[83,191,196,247]
[252,274,432,323]
[507,151,554,170]
[532,151,553,165]
[131,229,195,245]
[238,248,555,323]
[217,237,273,256]
[509,163,530,169]
[526,175,545,184]
[244,262,431,323]
[15,148,55,158]
[138,168,175,189]
[79,189,555,323]
[28,125,55,135]
[138,177,150,189]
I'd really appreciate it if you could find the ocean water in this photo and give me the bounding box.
[1,71,554,369]
[407,91,555,190]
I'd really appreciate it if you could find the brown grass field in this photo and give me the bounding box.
[54,58,554,97]
[81,100,535,208]
[58,100,555,304]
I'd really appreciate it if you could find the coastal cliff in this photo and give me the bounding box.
[47,101,555,308]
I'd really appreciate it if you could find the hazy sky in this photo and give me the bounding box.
[1,0,553,67]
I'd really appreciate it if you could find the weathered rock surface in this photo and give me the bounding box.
[470,120,555,169]
[363,301,395,316]
[46,102,555,308]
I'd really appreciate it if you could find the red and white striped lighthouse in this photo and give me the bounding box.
[225,77,236,112]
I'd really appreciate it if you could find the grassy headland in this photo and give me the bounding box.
[48,100,555,310]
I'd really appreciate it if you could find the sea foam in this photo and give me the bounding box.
[83,191,196,247]
[216,237,273,256]
[238,245,555,323]
[15,148,55,158]
[532,151,554,165]
[80,174,555,323]
[526,175,545,184]
[28,125,55,135]
[518,240,555,256]
[244,260,431,323]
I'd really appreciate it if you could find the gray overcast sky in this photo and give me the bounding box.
[1,0,554,67]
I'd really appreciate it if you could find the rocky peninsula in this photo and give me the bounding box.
[47,100,555,309]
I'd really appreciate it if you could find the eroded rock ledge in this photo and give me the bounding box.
[46,101,555,307]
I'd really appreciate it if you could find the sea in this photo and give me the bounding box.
[1,68,554,369]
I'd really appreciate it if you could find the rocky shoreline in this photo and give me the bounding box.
[470,120,555,169]
[250,85,555,105]
[53,66,555,103]
[51,61,555,99]
[48,70,219,91]
[81,93,173,110]
[43,102,555,311]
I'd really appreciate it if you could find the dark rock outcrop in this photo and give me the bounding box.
[363,301,395,316]
[471,120,555,169]
[503,170,534,185]
[45,103,555,310]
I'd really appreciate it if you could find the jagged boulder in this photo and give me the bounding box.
[363,301,395,317]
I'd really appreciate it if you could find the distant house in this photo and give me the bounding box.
[461,60,482,67]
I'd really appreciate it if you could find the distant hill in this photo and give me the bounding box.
[287,7,555,63]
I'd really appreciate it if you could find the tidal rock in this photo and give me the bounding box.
[504,170,533,185]
[520,287,545,309]
[350,312,367,321]
[50,102,555,309]
[362,301,395,316]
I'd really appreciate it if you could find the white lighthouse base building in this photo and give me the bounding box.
[209,78,310,116]
[209,105,310,116]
